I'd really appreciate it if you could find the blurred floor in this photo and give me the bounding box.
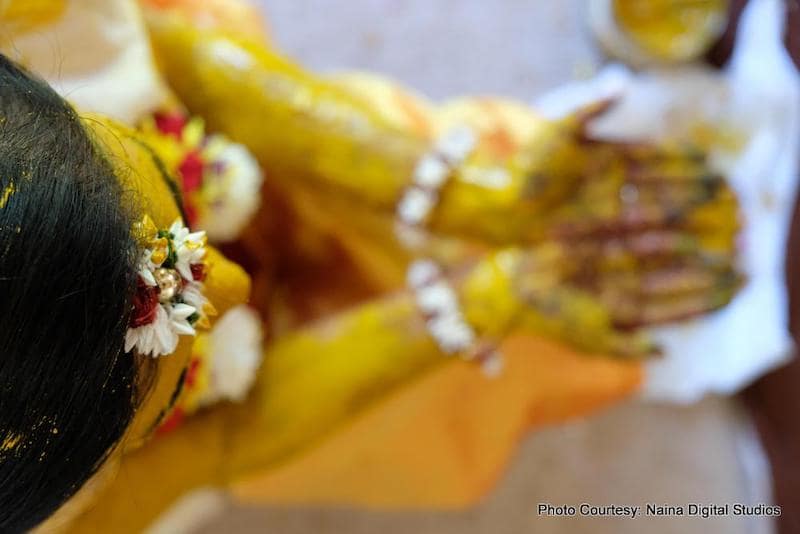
[258,0,601,101]
[179,1,775,532]
[191,397,772,534]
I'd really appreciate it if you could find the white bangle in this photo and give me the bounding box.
[407,259,503,377]
[395,126,477,246]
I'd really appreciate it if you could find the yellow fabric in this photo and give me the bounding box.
[232,335,640,507]
[612,0,728,62]
[139,0,269,42]
[0,0,66,36]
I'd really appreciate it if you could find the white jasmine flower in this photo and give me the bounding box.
[125,305,178,357]
[199,136,264,243]
[138,249,158,286]
[200,306,263,405]
[127,218,211,357]
[168,303,198,337]
[169,220,207,280]
[181,281,207,312]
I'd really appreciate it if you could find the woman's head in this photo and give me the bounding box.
[0,55,162,531]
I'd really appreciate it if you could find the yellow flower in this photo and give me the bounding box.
[149,237,170,266]
[132,215,159,245]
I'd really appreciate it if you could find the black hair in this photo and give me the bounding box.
[0,55,150,531]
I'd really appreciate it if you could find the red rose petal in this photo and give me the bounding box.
[154,111,188,139]
[130,277,160,328]
[179,150,205,193]
[190,263,207,282]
